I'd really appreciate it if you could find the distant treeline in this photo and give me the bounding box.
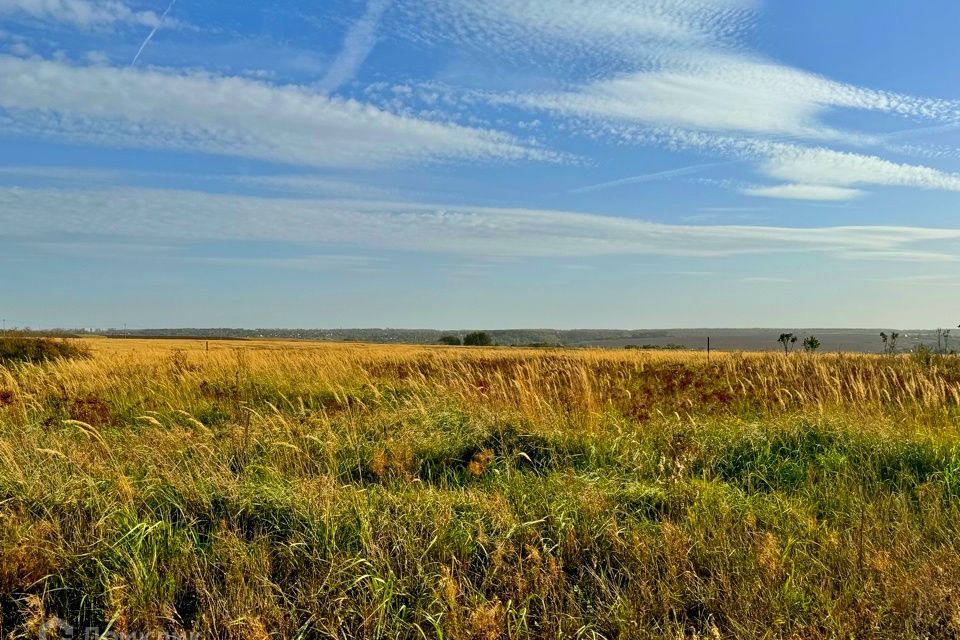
[98,328,672,346]
[16,327,954,353]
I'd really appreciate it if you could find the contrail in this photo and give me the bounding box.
[130,0,179,67]
[317,0,392,94]
[569,161,733,195]
[880,121,960,142]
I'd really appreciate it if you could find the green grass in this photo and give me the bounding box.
[0,334,90,365]
[1,344,960,638]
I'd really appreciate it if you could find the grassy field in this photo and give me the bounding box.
[2,338,960,638]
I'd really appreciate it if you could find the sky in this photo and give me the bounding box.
[2,0,960,329]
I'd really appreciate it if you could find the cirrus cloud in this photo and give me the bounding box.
[0,0,170,28]
[741,184,865,201]
[3,185,959,261]
[0,55,559,169]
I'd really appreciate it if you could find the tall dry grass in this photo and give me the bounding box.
[0,339,959,638]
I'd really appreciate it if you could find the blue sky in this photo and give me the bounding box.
[2,0,960,329]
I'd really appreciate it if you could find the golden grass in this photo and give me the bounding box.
[1,339,959,638]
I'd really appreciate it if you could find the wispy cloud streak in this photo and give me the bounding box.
[130,0,177,66]
[405,0,960,200]
[740,183,864,201]
[0,55,557,168]
[570,161,730,194]
[318,0,392,93]
[0,0,168,28]
[3,185,960,262]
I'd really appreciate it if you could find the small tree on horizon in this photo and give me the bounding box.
[438,335,462,346]
[463,331,494,347]
[802,335,821,352]
[880,331,900,355]
[778,333,798,354]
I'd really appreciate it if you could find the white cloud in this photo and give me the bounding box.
[4,0,960,207]
[741,183,865,201]
[626,130,960,196]
[0,0,167,28]
[3,185,960,262]
[394,0,757,70]
[508,54,960,141]
[759,145,960,191]
[0,55,557,168]
[400,0,960,200]
[391,0,959,144]
[318,0,392,94]
[839,250,958,263]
